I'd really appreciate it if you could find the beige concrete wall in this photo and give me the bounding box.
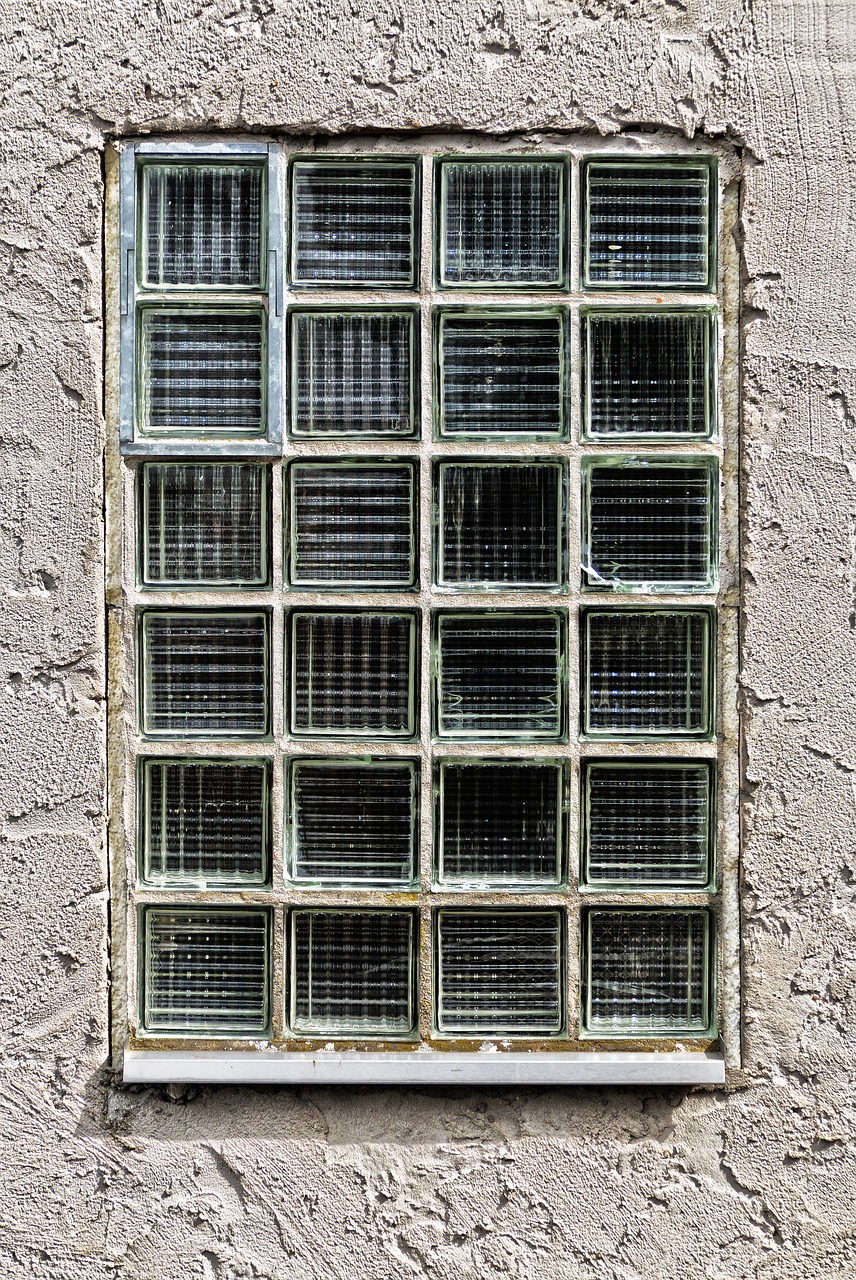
[0,1,854,1275]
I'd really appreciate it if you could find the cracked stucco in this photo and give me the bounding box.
[1,0,855,1276]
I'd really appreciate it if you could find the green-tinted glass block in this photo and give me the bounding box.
[582,309,715,440]
[289,909,417,1036]
[434,610,566,741]
[290,158,420,288]
[435,460,565,590]
[289,309,418,437]
[137,307,266,438]
[139,462,269,587]
[139,757,270,887]
[437,156,567,288]
[141,906,271,1036]
[583,908,714,1036]
[581,761,713,888]
[435,308,566,439]
[435,759,566,887]
[287,460,417,589]
[139,609,271,739]
[582,458,717,591]
[582,608,714,739]
[289,610,418,739]
[583,159,715,290]
[139,162,265,289]
[435,909,563,1035]
[288,758,419,886]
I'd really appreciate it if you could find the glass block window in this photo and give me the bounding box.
[437,157,567,288]
[435,309,566,439]
[139,462,269,587]
[583,909,713,1036]
[290,158,420,287]
[118,139,733,1072]
[583,159,714,289]
[583,310,714,440]
[582,458,717,590]
[435,461,565,590]
[582,761,713,888]
[287,461,417,588]
[288,758,418,886]
[289,910,417,1036]
[289,309,417,437]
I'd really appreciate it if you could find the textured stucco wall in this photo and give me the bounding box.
[1,1,855,1276]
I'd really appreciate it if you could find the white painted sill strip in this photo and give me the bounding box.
[124,1049,726,1086]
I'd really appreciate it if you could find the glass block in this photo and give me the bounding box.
[435,461,564,589]
[290,910,416,1036]
[288,461,416,588]
[140,462,269,587]
[140,162,264,288]
[582,762,713,887]
[583,909,713,1036]
[436,910,563,1035]
[289,758,418,886]
[583,609,713,738]
[142,907,270,1035]
[583,160,714,289]
[140,758,270,886]
[583,310,714,439]
[583,460,716,590]
[139,610,270,738]
[138,308,265,438]
[290,310,416,437]
[435,310,566,439]
[290,610,417,738]
[436,760,565,886]
[290,158,419,287]
[437,157,566,287]
[434,610,565,741]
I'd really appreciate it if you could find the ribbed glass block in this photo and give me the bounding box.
[290,611,417,738]
[139,308,265,437]
[290,910,416,1036]
[140,758,269,886]
[140,163,264,288]
[583,461,715,590]
[289,759,418,885]
[290,310,416,437]
[436,461,564,589]
[290,159,419,287]
[142,908,270,1035]
[583,310,713,439]
[584,909,712,1035]
[288,462,416,588]
[582,762,713,887]
[438,158,566,287]
[584,160,713,288]
[436,910,563,1034]
[140,610,270,738]
[436,761,564,886]
[140,463,269,587]
[434,611,565,740]
[436,310,566,439]
[583,609,713,738]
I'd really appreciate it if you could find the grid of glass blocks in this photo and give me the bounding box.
[287,460,417,588]
[124,142,727,1052]
[582,909,713,1036]
[582,458,717,591]
[139,462,270,587]
[436,156,568,288]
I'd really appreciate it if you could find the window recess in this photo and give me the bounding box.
[114,136,737,1084]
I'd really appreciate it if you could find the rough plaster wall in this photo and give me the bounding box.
[0,0,854,1276]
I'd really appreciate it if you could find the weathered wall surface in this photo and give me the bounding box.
[1,1,854,1276]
